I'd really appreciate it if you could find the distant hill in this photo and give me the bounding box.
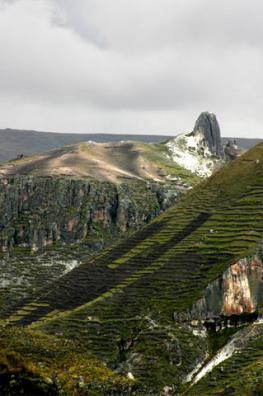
[0,129,172,162]
[0,128,261,162]
[221,136,263,149]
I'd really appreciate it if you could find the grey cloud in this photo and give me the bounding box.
[0,0,262,138]
[53,0,263,51]
[0,0,19,8]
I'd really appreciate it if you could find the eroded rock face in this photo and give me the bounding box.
[191,112,224,158]
[0,176,179,252]
[223,260,255,315]
[165,112,224,177]
[190,251,263,319]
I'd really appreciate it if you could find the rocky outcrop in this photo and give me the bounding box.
[224,139,244,160]
[191,112,224,158]
[165,112,224,177]
[189,249,263,320]
[0,176,179,252]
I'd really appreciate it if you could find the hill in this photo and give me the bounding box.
[0,140,199,184]
[0,129,171,162]
[0,139,201,314]
[0,139,200,256]
[2,143,263,394]
[0,128,261,162]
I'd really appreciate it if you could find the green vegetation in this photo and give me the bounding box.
[188,333,263,396]
[207,326,247,356]
[139,141,201,185]
[0,326,137,395]
[2,143,263,393]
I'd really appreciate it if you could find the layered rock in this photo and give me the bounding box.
[0,176,179,252]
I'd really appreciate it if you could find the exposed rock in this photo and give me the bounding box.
[189,249,263,320]
[191,112,224,158]
[0,176,180,252]
[224,139,245,160]
[165,112,224,177]
[188,318,263,386]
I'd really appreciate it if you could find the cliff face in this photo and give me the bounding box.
[0,176,179,252]
[190,247,263,319]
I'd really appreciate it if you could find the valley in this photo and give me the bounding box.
[0,114,263,395]
[1,1,263,394]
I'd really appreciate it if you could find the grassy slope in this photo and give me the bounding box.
[188,331,263,396]
[2,143,263,393]
[0,326,137,395]
[138,142,201,184]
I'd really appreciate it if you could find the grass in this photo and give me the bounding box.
[2,143,263,393]
[0,326,137,395]
[188,331,263,396]
[139,141,201,185]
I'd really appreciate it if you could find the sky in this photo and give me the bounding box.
[0,0,262,138]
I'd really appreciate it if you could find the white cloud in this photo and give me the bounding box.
[0,0,262,137]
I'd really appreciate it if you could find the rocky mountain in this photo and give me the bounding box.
[0,113,251,312]
[165,112,225,177]
[0,112,236,256]
[1,142,263,395]
[0,115,216,316]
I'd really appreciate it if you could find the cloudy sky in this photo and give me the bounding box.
[0,0,262,137]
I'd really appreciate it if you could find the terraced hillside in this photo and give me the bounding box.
[188,320,263,395]
[1,143,263,394]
